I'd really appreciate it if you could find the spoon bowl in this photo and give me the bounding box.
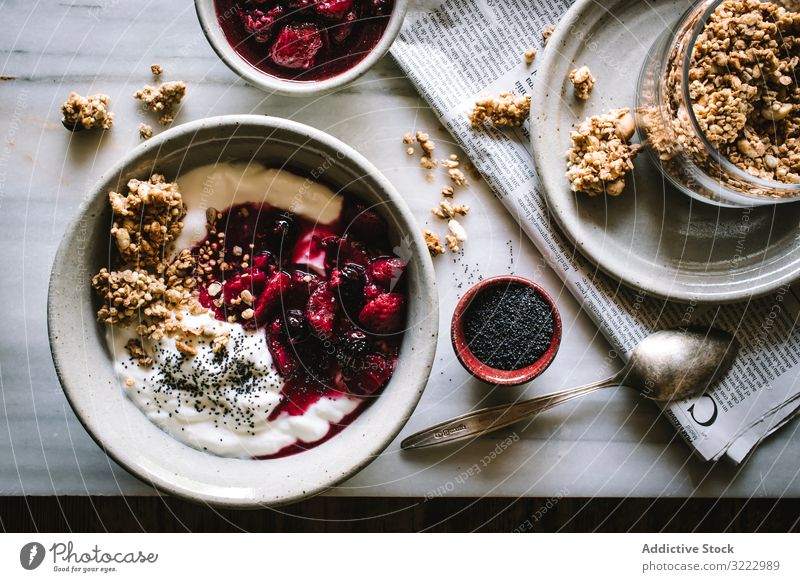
[624,327,739,402]
[401,327,740,450]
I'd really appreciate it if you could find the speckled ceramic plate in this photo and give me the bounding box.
[531,0,800,303]
[47,115,438,508]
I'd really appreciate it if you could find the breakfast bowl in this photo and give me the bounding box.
[451,276,562,386]
[47,115,438,507]
[195,0,409,96]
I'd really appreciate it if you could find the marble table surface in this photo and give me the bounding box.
[1,0,798,499]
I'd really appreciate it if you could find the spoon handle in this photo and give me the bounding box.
[400,376,620,450]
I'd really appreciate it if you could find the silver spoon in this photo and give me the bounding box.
[401,327,739,451]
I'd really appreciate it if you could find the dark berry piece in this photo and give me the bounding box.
[332,10,356,43]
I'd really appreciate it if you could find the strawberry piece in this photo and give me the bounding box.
[270,23,323,70]
[254,271,292,324]
[240,6,285,43]
[315,0,353,20]
[349,354,393,396]
[363,282,382,300]
[366,257,405,290]
[306,283,337,337]
[358,292,406,334]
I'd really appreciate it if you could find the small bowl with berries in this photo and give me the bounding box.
[196,0,409,95]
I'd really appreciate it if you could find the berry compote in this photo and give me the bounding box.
[192,193,407,458]
[215,0,394,81]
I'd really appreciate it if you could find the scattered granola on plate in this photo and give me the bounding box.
[569,66,595,100]
[566,108,639,196]
[60,92,114,132]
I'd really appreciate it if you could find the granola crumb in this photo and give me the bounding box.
[138,123,153,140]
[445,234,461,253]
[406,146,414,156]
[415,131,436,156]
[543,24,556,45]
[150,63,163,76]
[569,66,595,100]
[420,156,437,169]
[134,80,186,125]
[424,230,445,256]
[441,185,454,197]
[432,199,470,219]
[468,91,531,127]
[60,92,114,131]
[524,48,537,64]
[175,339,197,357]
[402,132,414,144]
[425,173,435,182]
[125,338,153,367]
[448,168,469,186]
[566,108,640,196]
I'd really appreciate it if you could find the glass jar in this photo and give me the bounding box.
[636,0,800,207]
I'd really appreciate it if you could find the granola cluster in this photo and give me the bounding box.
[91,174,220,352]
[134,80,186,125]
[524,47,537,64]
[569,66,595,100]
[566,108,639,196]
[60,92,114,131]
[108,174,186,272]
[468,92,531,127]
[138,123,153,140]
[424,230,445,255]
[687,0,800,183]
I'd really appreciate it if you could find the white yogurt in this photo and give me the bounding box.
[174,163,343,252]
[110,312,361,458]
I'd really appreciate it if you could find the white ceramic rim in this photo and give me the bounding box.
[194,0,409,96]
[530,0,800,304]
[47,114,438,508]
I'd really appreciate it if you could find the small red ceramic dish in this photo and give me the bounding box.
[451,275,562,386]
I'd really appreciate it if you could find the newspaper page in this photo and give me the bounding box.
[391,0,800,462]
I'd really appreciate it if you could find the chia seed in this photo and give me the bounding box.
[462,282,554,371]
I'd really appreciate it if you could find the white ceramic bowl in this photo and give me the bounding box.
[48,115,438,508]
[195,0,409,96]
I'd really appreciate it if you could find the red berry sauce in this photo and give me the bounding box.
[191,194,407,458]
[214,0,394,82]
